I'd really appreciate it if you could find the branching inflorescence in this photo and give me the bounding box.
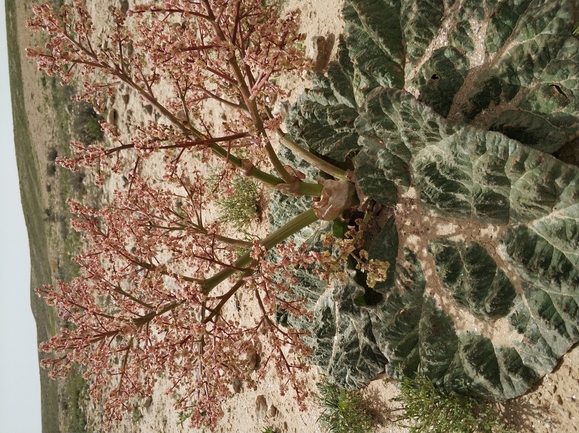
[27,0,367,429]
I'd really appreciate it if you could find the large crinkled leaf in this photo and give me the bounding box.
[403,0,579,153]
[279,229,388,388]
[266,150,387,388]
[357,88,579,399]
[310,277,387,389]
[287,65,360,163]
[355,87,579,224]
[366,217,572,400]
[284,0,579,401]
[289,0,579,156]
[428,240,517,320]
[294,98,359,162]
[342,0,405,95]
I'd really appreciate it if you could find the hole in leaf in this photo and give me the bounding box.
[550,84,568,98]
[431,73,440,80]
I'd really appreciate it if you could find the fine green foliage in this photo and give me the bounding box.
[216,176,260,231]
[177,411,192,426]
[285,0,579,403]
[316,380,375,433]
[395,373,515,433]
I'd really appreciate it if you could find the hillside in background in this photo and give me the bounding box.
[6,1,95,431]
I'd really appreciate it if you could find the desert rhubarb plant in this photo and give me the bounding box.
[26,0,579,430]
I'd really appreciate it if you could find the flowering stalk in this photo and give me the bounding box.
[200,208,319,294]
[35,178,320,429]
[26,0,357,429]
[199,0,294,184]
[27,0,341,194]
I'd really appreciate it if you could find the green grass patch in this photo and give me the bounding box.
[316,380,376,433]
[395,373,516,433]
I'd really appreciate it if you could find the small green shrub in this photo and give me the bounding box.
[395,374,515,433]
[69,170,86,196]
[177,411,191,426]
[47,162,57,176]
[48,147,58,162]
[215,176,260,231]
[131,405,143,423]
[316,380,375,433]
[73,100,104,145]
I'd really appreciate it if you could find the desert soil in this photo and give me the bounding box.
[14,0,579,432]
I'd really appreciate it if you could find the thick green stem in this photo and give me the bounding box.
[277,129,348,180]
[295,181,324,196]
[208,142,323,195]
[207,143,284,186]
[199,209,319,294]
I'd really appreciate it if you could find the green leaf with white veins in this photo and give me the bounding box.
[290,0,579,156]
[406,0,579,153]
[285,0,579,401]
[357,85,579,400]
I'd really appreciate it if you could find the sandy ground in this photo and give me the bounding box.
[15,0,579,432]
